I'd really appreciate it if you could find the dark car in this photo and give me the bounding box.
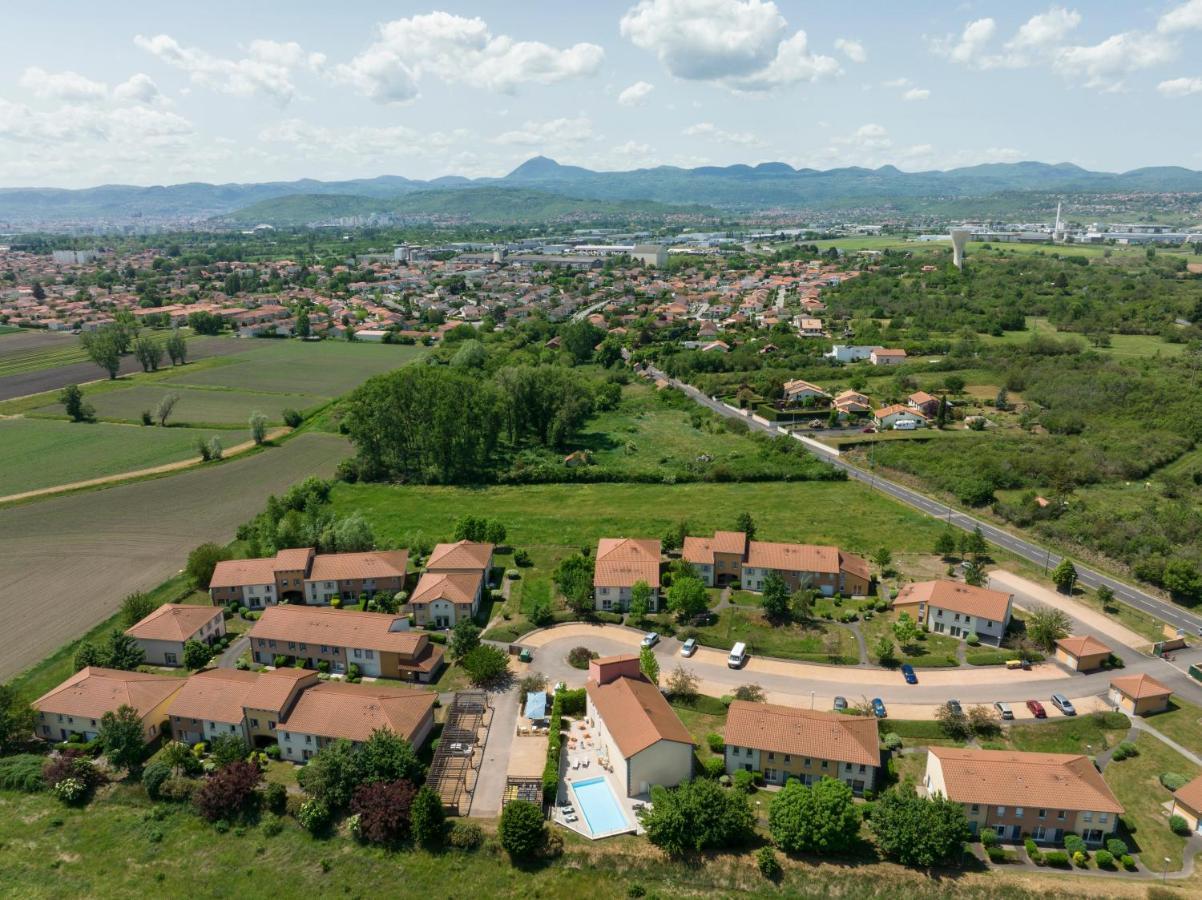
[872,698,887,718]
[900,663,917,684]
[1026,699,1046,719]
[946,699,963,716]
[833,696,848,712]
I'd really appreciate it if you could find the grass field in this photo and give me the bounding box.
[687,607,859,664]
[979,316,1185,359]
[861,609,962,667]
[34,383,327,427]
[1143,697,1202,758]
[0,418,212,495]
[0,333,89,376]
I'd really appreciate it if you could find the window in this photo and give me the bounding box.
[1015,808,1023,818]
[821,760,828,770]
[365,650,374,660]
[858,764,866,773]
[268,721,276,730]
[1057,810,1066,820]
[970,804,980,814]
[1038,809,1046,819]
[299,643,307,651]
[354,649,362,659]
[768,752,775,761]
[269,640,276,649]
[320,645,329,653]
[783,755,791,763]
[251,719,259,728]
[288,642,296,650]
[996,806,1005,816]
[804,758,811,767]
[1083,812,1093,823]
[1099,813,1108,824]
[305,735,312,744]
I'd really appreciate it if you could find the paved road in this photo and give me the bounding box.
[643,364,1202,640]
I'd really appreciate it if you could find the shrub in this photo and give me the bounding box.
[965,631,980,646]
[1072,850,1087,867]
[1106,837,1128,858]
[194,761,262,823]
[264,782,287,815]
[1111,741,1138,761]
[297,797,331,835]
[705,733,724,753]
[449,821,484,850]
[1160,772,1189,791]
[882,732,903,751]
[642,778,755,856]
[756,846,781,880]
[702,756,726,779]
[986,846,1007,862]
[567,646,598,669]
[142,761,172,800]
[513,549,532,567]
[51,777,89,804]
[1120,854,1136,870]
[158,776,198,803]
[498,800,547,860]
[0,755,46,793]
[43,752,98,802]
[461,645,509,686]
[349,779,416,845]
[410,785,445,848]
[1064,834,1087,856]
[1095,849,1115,869]
[265,744,281,760]
[732,769,755,794]
[1044,850,1070,867]
[1170,814,1190,835]
[282,408,303,428]
[981,828,999,848]
[262,815,284,837]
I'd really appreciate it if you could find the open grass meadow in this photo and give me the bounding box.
[687,606,859,664]
[35,382,327,427]
[0,418,211,495]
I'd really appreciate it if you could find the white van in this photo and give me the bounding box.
[728,642,748,669]
[893,420,918,431]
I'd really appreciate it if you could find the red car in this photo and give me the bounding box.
[861,427,876,433]
[1026,700,1046,719]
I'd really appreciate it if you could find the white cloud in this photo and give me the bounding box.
[337,12,603,103]
[620,0,838,91]
[834,38,866,63]
[134,34,320,104]
[19,67,109,103]
[1008,7,1081,52]
[1159,0,1202,33]
[1158,76,1202,96]
[0,97,191,145]
[259,118,472,157]
[942,18,997,65]
[902,87,930,101]
[113,74,163,105]
[881,77,910,88]
[683,121,765,146]
[493,116,595,146]
[618,80,654,106]
[840,122,891,150]
[1054,32,1176,90]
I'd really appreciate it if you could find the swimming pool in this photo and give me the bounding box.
[570,777,631,836]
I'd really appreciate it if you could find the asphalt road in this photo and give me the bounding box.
[643,364,1202,640]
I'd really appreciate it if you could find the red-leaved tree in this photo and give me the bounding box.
[349,779,417,844]
[193,760,262,822]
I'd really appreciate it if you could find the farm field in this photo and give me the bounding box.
[0,418,210,495]
[34,382,326,427]
[0,432,350,681]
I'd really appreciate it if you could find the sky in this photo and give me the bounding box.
[2,0,1202,188]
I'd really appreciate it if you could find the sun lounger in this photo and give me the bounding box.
[565,814,579,823]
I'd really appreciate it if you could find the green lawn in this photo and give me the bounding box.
[1005,711,1130,754]
[1143,697,1202,759]
[861,610,961,667]
[1104,732,1201,871]
[0,418,215,495]
[34,383,328,427]
[687,607,859,664]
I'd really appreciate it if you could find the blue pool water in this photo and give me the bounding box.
[571,777,630,835]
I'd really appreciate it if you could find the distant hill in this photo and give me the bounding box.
[4,157,1202,225]
[221,186,714,226]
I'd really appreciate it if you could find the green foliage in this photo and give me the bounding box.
[449,619,482,662]
[449,820,485,850]
[460,645,509,687]
[628,580,652,624]
[59,384,95,422]
[769,777,861,855]
[0,755,46,792]
[0,684,36,754]
[667,575,708,623]
[1026,604,1072,651]
[1169,813,1190,834]
[1051,558,1078,593]
[297,730,422,811]
[74,630,145,673]
[208,734,250,769]
[183,639,214,671]
[870,786,971,868]
[761,571,790,624]
[639,646,659,686]
[186,543,231,590]
[498,799,547,860]
[120,592,156,627]
[297,797,331,834]
[756,846,781,880]
[554,553,594,615]
[410,785,445,848]
[98,705,147,769]
[641,778,755,856]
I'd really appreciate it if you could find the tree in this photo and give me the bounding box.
[183,639,214,670]
[1051,558,1078,594]
[966,526,988,559]
[870,787,971,867]
[934,529,957,558]
[187,310,223,335]
[133,334,162,373]
[59,384,94,422]
[350,779,416,845]
[935,702,971,741]
[165,329,187,366]
[665,665,698,703]
[641,778,755,856]
[943,375,966,395]
[461,645,509,686]
[873,547,893,571]
[80,328,122,379]
[193,760,262,823]
[790,589,815,623]
[155,392,179,427]
[892,612,920,650]
[640,645,660,686]
[873,634,897,666]
[356,729,424,786]
[450,339,486,370]
[661,519,688,552]
[120,591,155,627]
[559,320,604,364]
[761,571,791,624]
[629,580,651,624]
[966,705,1001,739]
[97,704,145,768]
[249,411,268,445]
[1096,584,1116,611]
[769,777,860,854]
[554,554,594,615]
[410,785,446,847]
[208,733,250,768]
[1025,603,1072,651]
[667,575,709,623]
[0,684,36,754]
[449,619,481,661]
[186,543,230,589]
[328,512,375,553]
[962,560,986,587]
[104,631,145,670]
[735,511,757,541]
[298,739,360,808]
[498,799,547,860]
[1162,558,1202,604]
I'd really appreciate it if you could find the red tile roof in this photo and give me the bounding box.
[586,675,692,757]
[250,605,429,656]
[124,604,221,642]
[1109,673,1172,700]
[929,747,1123,813]
[1055,635,1112,658]
[308,550,408,582]
[36,667,183,720]
[426,541,493,571]
[280,681,435,744]
[594,538,661,588]
[410,571,481,606]
[893,580,1011,622]
[723,701,879,767]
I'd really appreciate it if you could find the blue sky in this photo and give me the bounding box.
[1,0,1201,187]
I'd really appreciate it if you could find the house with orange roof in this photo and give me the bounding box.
[924,747,1123,845]
[1108,673,1172,716]
[1169,774,1202,834]
[834,390,872,416]
[723,701,880,794]
[874,403,927,430]
[425,540,494,575]
[742,539,870,597]
[277,681,436,762]
[781,378,830,405]
[893,580,1013,645]
[248,605,444,683]
[585,655,693,798]
[35,667,183,744]
[907,390,941,418]
[169,667,318,746]
[681,531,748,587]
[593,538,661,612]
[870,347,907,366]
[1054,634,1112,672]
[124,603,226,666]
[408,572,484,629]
[208,547,408,608]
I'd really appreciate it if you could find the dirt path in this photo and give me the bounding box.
[989,570,1151,649]
[0,427,290,506]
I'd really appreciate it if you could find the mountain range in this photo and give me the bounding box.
[3,157,1202,226]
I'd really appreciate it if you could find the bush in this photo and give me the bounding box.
[732,769,755,794]
[513,549,532,567]
[981,828,999,848]
[705,733,724,753]
[1044,850,1070,867]
[567,646,598,669]
[194,761,262,823]
[1072,850,1087,867]
[142,761,172,800]
[1106,837,1128,858]
[1064,833,1087,856]
[44,752,98,804]
[1170,814,1190,835]
[297,797,331,835]
[0,755,47,793]
[986,845,1007,862]
[264,782,287,814]
[965,631,980,646]
[51,777,89,804]
[449,821,484,850]
[282,408,303,428]
[1095,849,1115,869]
[1160,772,1189,791]
[158,776,198,803]
[498,800,547,860]
[1111,741,1138,761]
[265,744,281,760]
[642,778,755,856]
[702,756,726,779]
[1120,854,1136,870]
[461,645,509,687]
[882,732,903,751]
[350,779,416,845]
[756,846,781,880]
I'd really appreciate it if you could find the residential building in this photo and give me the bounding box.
[208,547,409,608]
[833,390,872,416]
[924,747,1123,845]
[870,348,907,366]
[124,603,226,666]
[1054,635,1112,672]
[824,344,878,363]
[893,580,1013,645]
[169,667,318,746]
[585,655,693,797]
[681,531,748,587]
[1108,673,1172,716]
[781,379,830,405]
[277,681,436,762]
[907,391,941,418]
[631,244,667,267]
[683,530,869,595]
[408,571,483,628]
[425,540,494,577]
[722,701,880,794]
[797,317,825,337]
[35,667,182,743]
[873,404,927,430]
[1169,775,1202,834]
[248,605,445,683]
[593,538,661,611]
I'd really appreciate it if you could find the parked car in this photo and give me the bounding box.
[872,698,887,718]
[808,419,825,429]
[727,641,748,669]
[900,663,917,684]
[994,701,1014,720]
[946,699,963,716]
[641,632,660,649]
[680,638,697,658]
[833,696,848,712]
[861,426,876,433]
[1051,693,1076,716]
[1026,699,1046,719]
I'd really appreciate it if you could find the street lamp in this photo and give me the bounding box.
[1163,856,1171,881]
[810,690,815,710]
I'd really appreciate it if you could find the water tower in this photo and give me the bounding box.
[950,228,970,270]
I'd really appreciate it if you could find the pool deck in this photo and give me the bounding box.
[552,739,645,840]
